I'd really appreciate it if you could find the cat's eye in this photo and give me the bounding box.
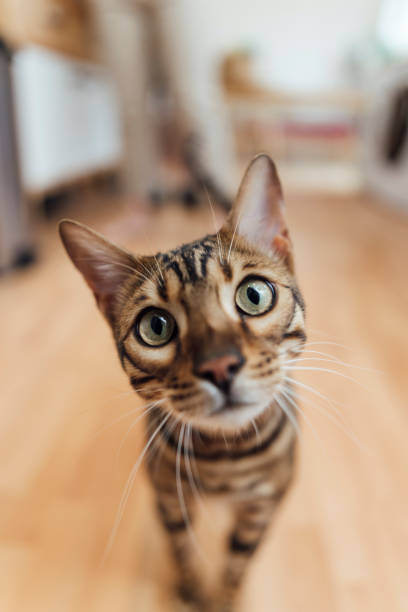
[136,308,176,347]
[235,277,276,316]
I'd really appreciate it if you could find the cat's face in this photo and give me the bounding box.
[60,155,305,432]
[113,233,305,431]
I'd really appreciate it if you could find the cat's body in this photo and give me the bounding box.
[60,155,306,611]
[148,397,296,610]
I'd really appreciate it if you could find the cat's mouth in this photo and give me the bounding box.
[197,380,267,426]
[203,397,270,429]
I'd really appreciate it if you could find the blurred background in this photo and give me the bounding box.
[0,1,408,611]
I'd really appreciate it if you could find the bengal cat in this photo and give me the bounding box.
[59,154,306,611]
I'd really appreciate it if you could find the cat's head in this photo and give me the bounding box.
[60,155,305,432]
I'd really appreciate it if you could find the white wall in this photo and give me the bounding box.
[165,0,382,96]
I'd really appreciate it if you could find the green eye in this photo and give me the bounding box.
[235,277,276,316]
[137,308,176,346]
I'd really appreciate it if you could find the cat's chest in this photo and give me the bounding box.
[148,411,296,498]
[194,428,296,497]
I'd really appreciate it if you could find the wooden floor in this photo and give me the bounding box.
[1,190,408,612]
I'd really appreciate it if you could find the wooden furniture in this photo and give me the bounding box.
[221,51,366,193]
[12,46,122,199]
[0,0,121,201]
[89,0,236,202]
[0,0,91,60]
[88,0,157,200]
[0,0,120,271]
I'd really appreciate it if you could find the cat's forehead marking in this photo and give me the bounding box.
[157,234,218,286]
[153,233,282,301]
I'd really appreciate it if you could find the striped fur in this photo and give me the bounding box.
[59,155,306,611]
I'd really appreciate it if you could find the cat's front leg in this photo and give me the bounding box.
[212,494,281,612]
[155,489,207,611]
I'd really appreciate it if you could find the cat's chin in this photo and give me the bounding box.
[191,401,271,433]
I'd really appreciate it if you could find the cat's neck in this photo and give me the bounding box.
[146,399,290,458]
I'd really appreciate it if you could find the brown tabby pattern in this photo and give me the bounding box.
[59,155,306,611]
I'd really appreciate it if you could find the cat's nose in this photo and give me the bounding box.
[195,352,245,393]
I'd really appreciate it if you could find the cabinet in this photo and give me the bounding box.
[12,46,122,196]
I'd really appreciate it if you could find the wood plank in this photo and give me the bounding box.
[0,192,407,611]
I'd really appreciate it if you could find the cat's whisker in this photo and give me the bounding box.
[287,340,363,366]
[283,385,370,455]
[101,411,171,565]
[275,394,301,439]
[186,424,217,533]
[184,424,209,518]
[227,210,243,263]
[283,375,372,454]
[222,431,230,450]
[292,347,349,360]
[151,416,179,474]
[138,258,161,285]
[115,400,165,465]
[283,365,371,392]
[91,400,160,440]
[283,382,344,423]
[283,355,380,374]
[153,255,165,283]
[283,375,346,419]
[303,349,382,375]
[176,423,208,564]
[250,418,261,446]
[279,387,322,445]
[203,184,224,265]
[135,268,159,285]
[128,224,162,283]
[303,340,358,353]
[301,347,354,360]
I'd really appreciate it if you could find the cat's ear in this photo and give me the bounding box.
[59,219,138,321]
[225,154,292,265]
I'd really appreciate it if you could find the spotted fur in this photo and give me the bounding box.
[59,155,306,611]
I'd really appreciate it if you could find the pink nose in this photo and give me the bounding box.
[196,353,244,392]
